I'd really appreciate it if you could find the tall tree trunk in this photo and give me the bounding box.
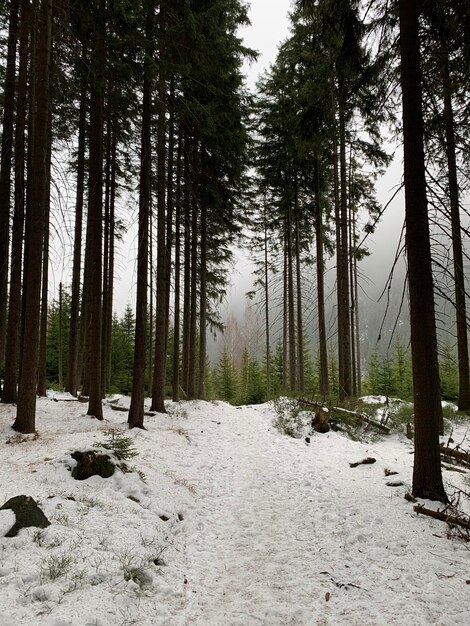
[282,234,288,392]
[399,0,447,502]
[441,46,469,411]
[187,142,199,400]
[36,138,51,397]
[79,265,89,396]
[338,94,351,399]
[263,203,271,398]
[129,0,154,430]
[172,138,182,402]
[0,0,20,381]
[101,110,112,396]
[333,128,342,398]
[66,67,86,397]
[58,282,63,388]
[348,181,357,397]
[85,0,106,420]
[104,130,116,392]
[147,203,154,393]
[100,118,115,396]
[287,206,296,392]
[198,154,207,400]
[37,99,52,397]
[314,154,329,397]
[151,8,168,413]
[164,77,175,384]
[181,136,191,396]
[294,216,304,394]
[14,0,52,433]
[353,232,361,397]
[2,0,29,404]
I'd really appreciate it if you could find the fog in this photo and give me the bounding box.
[107,0,410,366]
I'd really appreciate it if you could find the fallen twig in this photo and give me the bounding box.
[413,504,470,531]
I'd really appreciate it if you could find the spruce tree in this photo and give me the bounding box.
[399,0,447,502]
[14,0,53,433]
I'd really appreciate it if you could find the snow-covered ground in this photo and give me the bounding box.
[0,395,469,625]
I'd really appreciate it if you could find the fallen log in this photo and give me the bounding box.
[440,444,470,468]
[349,457,376,468]
[297,398,390,433]
[413,504,470,530]
[110,404,156,417]
[331,406,391,433]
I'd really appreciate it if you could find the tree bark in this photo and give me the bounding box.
[2,0,29,404]
[85,0,106,420]
[198,153,208,400]
[287,205,296,392]
[441,46,469,411]
[349,188,357,397]
[399,0,447,502]
[129,0,154,430]
[282,234,288,392]
[187,141,199,400]
[36,134,51,397]
[294,215,304,394]
[104,131,116,392]
[101,110,112,395]
[66,67,87,397]
[181,136,191,397]
[172,137,182,402]
[14,0,52,433]
[151,6,168,413]
[0,0,20,381]
[263,203,271,398]
[338,93,351,399]
[164,77,175,390]
[314,154,329,397]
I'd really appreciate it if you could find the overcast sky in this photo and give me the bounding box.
[240,0,292,89]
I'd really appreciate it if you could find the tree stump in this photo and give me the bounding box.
[312,408,330,433]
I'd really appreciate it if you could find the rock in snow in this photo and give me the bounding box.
[0,495,50,537]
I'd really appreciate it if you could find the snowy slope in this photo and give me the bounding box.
[0,396,469,625]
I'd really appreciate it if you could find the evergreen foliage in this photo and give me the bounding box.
[46,291,71,387]
[95,429,138,462]
[214,349,238,404]
[110,306,135,395]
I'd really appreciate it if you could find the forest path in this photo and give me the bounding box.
[159,401,466,626]
[174,403,323,625]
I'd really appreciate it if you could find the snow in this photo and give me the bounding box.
[0,509,15,537]
[0,396,469,625]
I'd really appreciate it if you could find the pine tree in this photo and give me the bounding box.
[14,0,53,433]
[0,0,19,383]
[399,0,447,502]
[392,336,412,400]
[129,0,155,429]
[215,348,238,404]
[2,0,30,404]
[440,343,458,401]
[84,0,106,420]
